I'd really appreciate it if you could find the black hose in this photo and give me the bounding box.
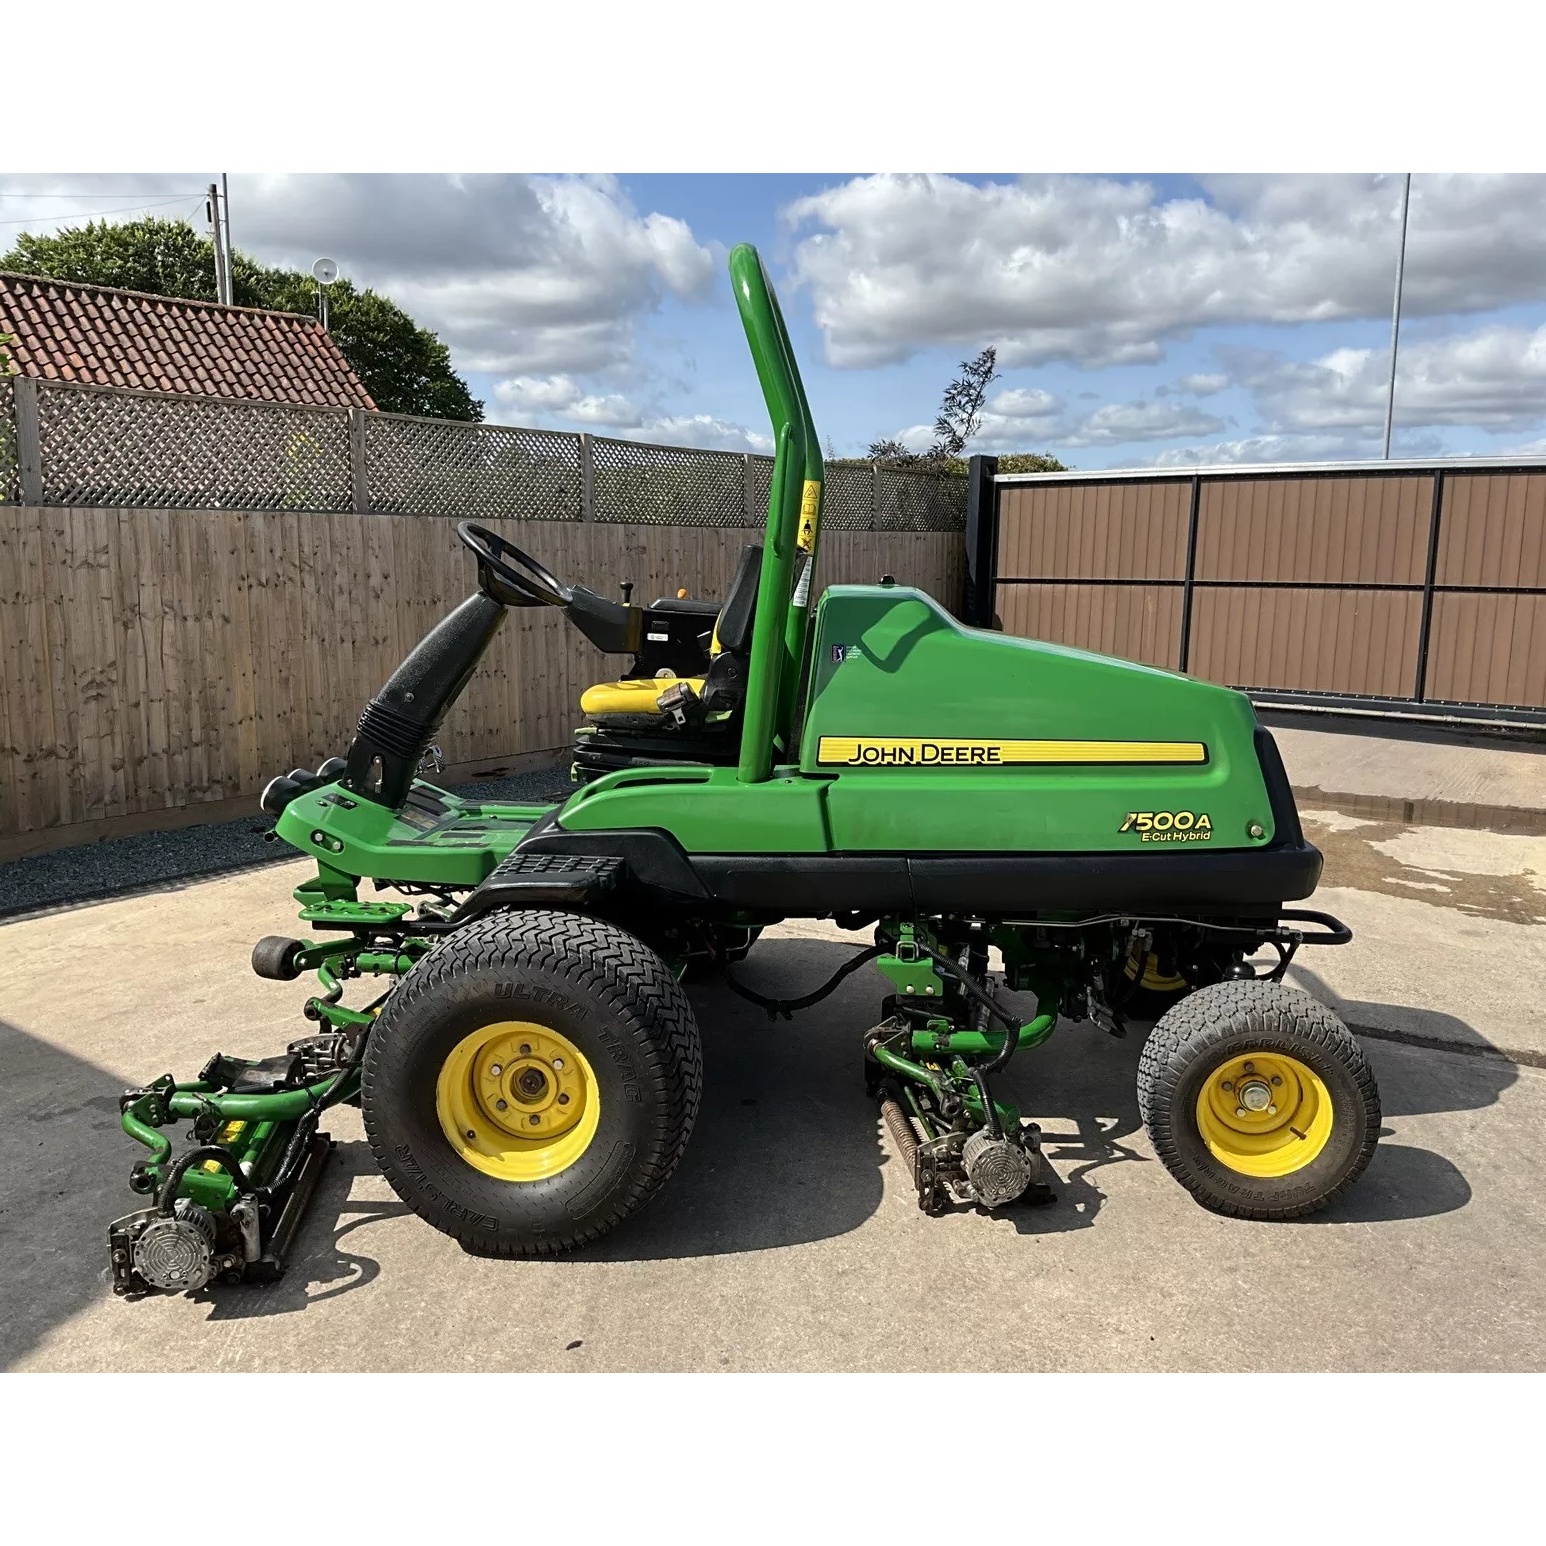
[725,944,883,1020]
[157,1147,254,1214]
[914,942,1021,1037]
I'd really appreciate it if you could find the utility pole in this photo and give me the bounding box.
[1382,172,1412,460]
[207,181,232,305]
[221,172,233,301]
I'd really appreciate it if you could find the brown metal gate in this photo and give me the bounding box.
[964,458,1546,725]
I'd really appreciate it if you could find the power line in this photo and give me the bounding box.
[0,196,202,228]
[0,189,203,199]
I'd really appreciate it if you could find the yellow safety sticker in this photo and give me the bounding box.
[202,1120,247,1173]
[817,737,1208,767]
[798,480,822,553]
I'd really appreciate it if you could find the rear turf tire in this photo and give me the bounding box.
[362,909,701,1256]
[1137,979,1380,1220]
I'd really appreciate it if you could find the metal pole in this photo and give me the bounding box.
[207,182,231,305]
[221,172,233,301]
[1382,172,1412,460]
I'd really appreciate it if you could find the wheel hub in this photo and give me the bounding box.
[1195,1050,1334,1178]
[435,1021,600,1181]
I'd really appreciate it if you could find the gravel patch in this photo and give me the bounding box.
[0,767,574,921]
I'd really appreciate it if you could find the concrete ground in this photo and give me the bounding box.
[3,717,1544,1371]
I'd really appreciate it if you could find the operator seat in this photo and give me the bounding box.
[572,543,762,781]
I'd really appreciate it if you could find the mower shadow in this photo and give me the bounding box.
[0,1018,144,1370]
[587,937,1155,1259]
[195,1139,411,1322]
[584,937,890,1260]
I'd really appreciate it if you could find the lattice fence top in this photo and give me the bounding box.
[35,379,352,511]
[590,436,752,526]
[822,463,877,530]
[1,378,968,530]
[875,465,967,531]
[366,412,582,520]
[0,377,16,506]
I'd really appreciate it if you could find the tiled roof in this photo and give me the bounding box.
[0,271,375,410]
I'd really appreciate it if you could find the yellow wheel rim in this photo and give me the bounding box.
[1125,952,1187,993]
[1194,1051,1333,1178]
[435,1021,600,1182]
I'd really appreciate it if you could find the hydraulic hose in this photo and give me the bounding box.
[726,944,882,1020]
[157,1147,255,1214]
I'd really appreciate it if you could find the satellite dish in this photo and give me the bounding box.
[312,257,339,285]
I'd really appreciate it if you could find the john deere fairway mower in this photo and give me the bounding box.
[106,245,1378,1297]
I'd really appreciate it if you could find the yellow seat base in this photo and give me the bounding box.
[581,675,706,717]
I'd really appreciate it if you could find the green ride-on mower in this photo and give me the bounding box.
[107,245,1377,1298]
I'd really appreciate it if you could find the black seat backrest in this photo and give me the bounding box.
[716,544,763,655]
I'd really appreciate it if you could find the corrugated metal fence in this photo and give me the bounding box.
[981,459,1546,724]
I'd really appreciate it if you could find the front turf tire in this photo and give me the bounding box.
[1137,979,1380,1221]
[362,909,701,1257]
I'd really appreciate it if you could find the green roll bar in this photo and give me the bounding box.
[728,243,825,782]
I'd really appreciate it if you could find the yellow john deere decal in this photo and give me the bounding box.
[1120,810,1214,842]
[797,480,822,553]
[817,737,1207,767]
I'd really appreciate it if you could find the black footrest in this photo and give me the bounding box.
[453,851,625,922]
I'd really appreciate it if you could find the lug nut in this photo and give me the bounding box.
[528,1115,541,1126]
[1221,1080,1234,1092]
[1271,1075,1282,1086]
[496,1099,508,1111]
[1268,1104,1278,1115]
[466,1129,476,1140]
[490,1064,502,1077]
[1243,1062,1255,1073]
[1236,1107,1247,1117]
[520,1044,532,1055]
[558,1093,570,1105]
[553,1057,565,1071]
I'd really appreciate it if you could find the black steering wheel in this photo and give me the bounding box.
[457,521,573,609]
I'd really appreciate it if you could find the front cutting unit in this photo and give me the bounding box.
[107,245,1376,1296]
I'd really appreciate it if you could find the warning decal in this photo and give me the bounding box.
[798,479,822,553]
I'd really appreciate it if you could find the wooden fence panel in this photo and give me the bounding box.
[0,509,963,848]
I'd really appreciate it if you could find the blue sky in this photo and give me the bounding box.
[5,173,1546,467]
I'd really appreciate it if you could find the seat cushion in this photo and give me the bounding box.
[580,675,705,717]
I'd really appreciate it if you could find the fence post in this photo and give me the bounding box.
[14,376,43,505]
[1413,470,1445,702]
[1177,474,1202,673]
[963,454,999,626]
[579,433,595,521]
[742,453,755,524]
[348,407,370,514]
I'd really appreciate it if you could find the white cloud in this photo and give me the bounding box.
[989,386,1062,421]
[0,172,718,378]
[492,374,642,427]
[489,376,767,450]
[612,415,772,454]
[1178,372,1229,395]
[1136,428,1446,469]
[1062,399,1225,447]
[1226,321,1546,435]
[785,172,1546,369]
